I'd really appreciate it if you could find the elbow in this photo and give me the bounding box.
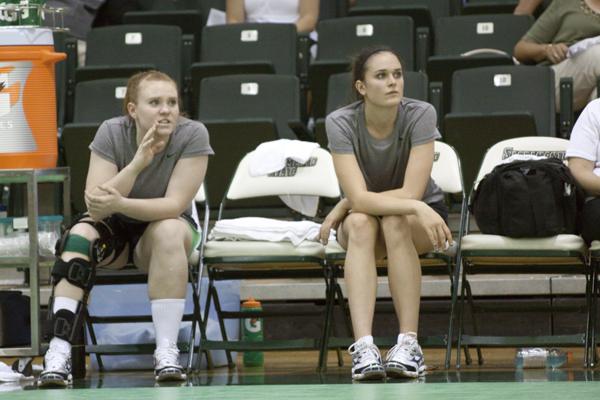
[513,41,533,64]
[513,43,524,62]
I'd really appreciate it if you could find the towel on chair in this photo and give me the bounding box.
[248,139,320,217]
[209,217,334,246]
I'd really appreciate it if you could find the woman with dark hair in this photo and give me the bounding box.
[319,46,452,381]
[39,70,213,387]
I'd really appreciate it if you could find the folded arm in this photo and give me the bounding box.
[514,38,568,64]
[86,156,208,221]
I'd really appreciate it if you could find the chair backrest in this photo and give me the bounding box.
[434,14,533,56]
[316,16,415,71]
[53,30,77,127]
[461,0,520,15]
[85,24,183,86]
[473,136,570,190]
[451,65,555,136]
[73,78,129,124]
[225,148,341,201]
[200,23,298,75]
[198,74,301,139]
[350,0,454,33]
[432,141,463,195]
[137,0,200,10]
[61,127,96,214]
[325,71,428,114]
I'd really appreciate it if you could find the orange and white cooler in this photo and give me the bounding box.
[0,27,65,169]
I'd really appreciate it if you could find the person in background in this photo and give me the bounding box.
[38,70,213,387]
[514,0,600,111]
[319,45,452,381]
[226,0,319,33]
[567,98,600,244]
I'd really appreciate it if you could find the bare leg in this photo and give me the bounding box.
[380,215,432,334]
[337,213,384,340]
[134,218,192,299]
[134,218,192,381]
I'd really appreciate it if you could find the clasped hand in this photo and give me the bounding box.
[545,42,568,65]
[85,185,123,221]
[415,203,453,252]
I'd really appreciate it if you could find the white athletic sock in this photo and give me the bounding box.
[53,296,79,314]
[151,298,186,349]
[49,337,71,354]
[398,331,418,344]
[356,335,374,346]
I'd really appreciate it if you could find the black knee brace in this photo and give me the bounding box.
[51,258,95,291]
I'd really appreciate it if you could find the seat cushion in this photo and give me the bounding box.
[461,234,586,252]
[590,240,600,253]
[204,240,325,259]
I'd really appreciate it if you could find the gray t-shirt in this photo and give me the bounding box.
[326,98,443,204]
[89,115,214,220]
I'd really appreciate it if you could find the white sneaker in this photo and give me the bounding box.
[348,340,386,381]
[154,343,187,382]
[384,333,426,378]
[38,345,73,388]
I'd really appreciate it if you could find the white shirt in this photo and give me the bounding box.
[244,0,299,24]
[566,98,600,176]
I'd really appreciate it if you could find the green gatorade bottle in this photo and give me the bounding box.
[242,298,264,367]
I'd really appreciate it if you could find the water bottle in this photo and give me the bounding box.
[515,348,568,369]
[241,298,264,367]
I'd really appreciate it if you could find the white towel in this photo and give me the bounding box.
[209,217,334,246]
[0,362,24,382]
[248,139,319,177]
[568,35,600,58]
[248,139,321,217]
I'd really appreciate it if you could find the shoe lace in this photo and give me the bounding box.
[155,344,181,368]
[389,337,422,360]
[349,342,380,366]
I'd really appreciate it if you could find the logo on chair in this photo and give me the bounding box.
[502,147,565,160]
[268,157,318,177]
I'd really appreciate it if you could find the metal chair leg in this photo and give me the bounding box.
[211,284,235,368]
[84,308,104,372]
[465,280,484,365]
[456,266,468,369]
[445,260,461,369]
[318,265,335,372]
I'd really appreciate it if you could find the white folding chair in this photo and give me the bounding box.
[454,137,590,367]
[201,148,340,367]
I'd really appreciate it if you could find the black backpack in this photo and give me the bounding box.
[470,158,584,238]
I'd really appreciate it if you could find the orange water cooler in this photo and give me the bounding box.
[0,27,65,169]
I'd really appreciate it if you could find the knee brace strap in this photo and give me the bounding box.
[51,258,95,290]
[53,309,77,344]
[63,234,92,256]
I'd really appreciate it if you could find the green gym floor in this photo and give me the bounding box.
[4,349,600,399]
